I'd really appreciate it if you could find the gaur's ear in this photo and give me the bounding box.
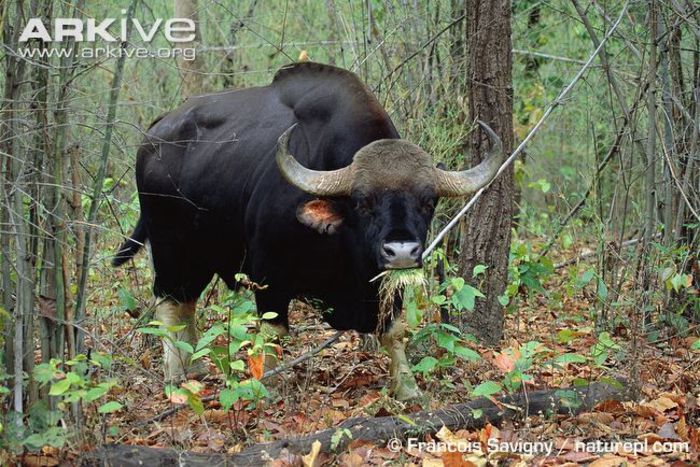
[297,199,344,234]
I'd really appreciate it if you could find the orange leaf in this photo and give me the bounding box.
[442,451,469,467]
[248,354,264,380]
[493,352,516,373]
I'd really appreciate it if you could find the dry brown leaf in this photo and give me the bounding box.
[493,352,516,373]
[22,454,59,467]
[561,450,599,463]
[337,451,365,467]
[595,399,626,413]
[576,412,615,425]
[647,396,678,413]
[442,451,469,467]
[589,454,629,466]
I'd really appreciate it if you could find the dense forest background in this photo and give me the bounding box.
[1,0,699,464]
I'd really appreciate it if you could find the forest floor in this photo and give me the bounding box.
[17,257,700,466]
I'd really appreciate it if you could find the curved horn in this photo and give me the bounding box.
[435,120,504,197]
[276,124,354,196]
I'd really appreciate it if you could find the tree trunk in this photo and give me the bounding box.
[81,380,630,466]
[457,0,514,345]
[175,0,204,96]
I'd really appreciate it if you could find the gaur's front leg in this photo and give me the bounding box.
[380,318,421,401]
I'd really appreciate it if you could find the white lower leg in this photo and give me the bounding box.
[155,299,197,381]
[380,319,421,401]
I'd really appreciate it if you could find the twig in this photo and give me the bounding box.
[134,331,344,427]
[261,331,343,379]
[422,2,630,260]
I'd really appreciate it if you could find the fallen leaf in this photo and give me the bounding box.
[589,454,630,467]
[657,422,681,440]
[168,391,188,405]
[182,380,204,395]
[647,396,678,413]
[561,451,598,463]
[442,451,470,467]
[22,454,59,467]
[595,399,626,413]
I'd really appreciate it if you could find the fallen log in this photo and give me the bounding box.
[81,379,630,466]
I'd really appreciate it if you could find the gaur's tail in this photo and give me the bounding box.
[112,217,147,267]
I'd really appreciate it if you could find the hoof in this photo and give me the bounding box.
[393,384,423,401]
[391,373,422,401]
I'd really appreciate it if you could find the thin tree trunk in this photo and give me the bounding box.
[27,0,54,404]
[175,0,204,96]
[74,0,138,354]
[2,0,30,425]
[51,0,84,359]
[457,0,514,345]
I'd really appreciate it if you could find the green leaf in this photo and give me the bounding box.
[174,340,194,354]
[49,378,72,396]
[472,264,487,277]
[412,356,439,375]
[597,280,608,300]
[137,327,167,338]
[191,348,210,361]
[453,345,481,362]
[260,311,278,320]
[32,363,56,384]
[577,269,594,287]
[118,287,137,311]
[471,381,502,397]
[498,294,510,307]
[436,332,457,352]
[692,339,700,350]
[553,353,587,365]
[431,295,447,305]
[187,393,204,415]
[85,384,110,402]
[558,329,575,344]
[453,284,483,311]
[196,324,226,351]
[220,388,238,411]
[229,359,246,372]
[98,401,123,414]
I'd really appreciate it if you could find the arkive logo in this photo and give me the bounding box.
[17,10,197,61]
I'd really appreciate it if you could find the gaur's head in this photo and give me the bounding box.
[277,121,503,272]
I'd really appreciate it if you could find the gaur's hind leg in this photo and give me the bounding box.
[380,318,421,401]
[150,240,212,382]
[155,298,201,382]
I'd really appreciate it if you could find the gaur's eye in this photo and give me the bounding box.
[420,199,435,214]
[355,198,372,215]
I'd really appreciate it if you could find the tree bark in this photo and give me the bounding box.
[458,0,514,345]
[80,380,630,466]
